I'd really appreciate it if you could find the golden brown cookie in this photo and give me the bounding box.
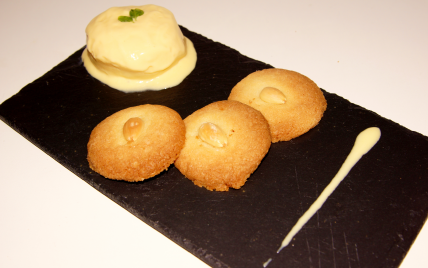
[87,105,185,182]
[174,100,271,191]
[228,68,327,142]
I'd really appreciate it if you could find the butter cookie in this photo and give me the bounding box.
[228,68,327,142]
[175,100,271,191]
[87,105,185,181]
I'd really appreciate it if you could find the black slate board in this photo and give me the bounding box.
[1,26,428,268]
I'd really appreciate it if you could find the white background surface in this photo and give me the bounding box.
[1,0,427,267]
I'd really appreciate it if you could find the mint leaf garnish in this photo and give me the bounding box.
[118,8,144,23]
[130,9,144,19]
[118,16,133,22]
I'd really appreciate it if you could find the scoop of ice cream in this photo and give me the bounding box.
[86,5,185,74]
[82,5,197,92]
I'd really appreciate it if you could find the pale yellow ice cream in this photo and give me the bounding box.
[82,5,197,92]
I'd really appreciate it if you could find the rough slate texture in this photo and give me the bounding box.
[1,26,427,268]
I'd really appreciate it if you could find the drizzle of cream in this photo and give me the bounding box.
[276,127,381,253]
[263,127,381,266]
[263,258,272,267]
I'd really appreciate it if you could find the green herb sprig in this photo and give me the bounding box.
[118,8,144,23]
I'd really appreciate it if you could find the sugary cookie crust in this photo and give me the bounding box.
[174,100,271,191]
[228,68,327,142]
[87,105,185,182]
